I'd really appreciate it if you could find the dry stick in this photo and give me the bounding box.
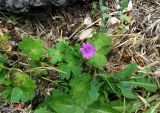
[0,63,65,74]
[69,10,122,39]
[155,1,160,6]
[40,76,63,83]
[68,23,84,39]
[142,60,160,69]
[25,66,66,74]
[137,61,160,75]
[25,66,55,72]
[69,18,101,39]
[109,33,139,37]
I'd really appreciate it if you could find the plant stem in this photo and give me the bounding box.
[40,76,63,83]
[0,64,22,72]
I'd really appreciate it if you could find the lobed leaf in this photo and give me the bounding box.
[48,41,68,64]
[87,33,111,69]
[50,90,85,113]
[11,87,23,102]
[70,74,93,106]
[58,53,82,80]
[58,62,82,80]
[18,36,46,60]
[11,72,36,102]
[70,74,99,106]
[48,48,63,64]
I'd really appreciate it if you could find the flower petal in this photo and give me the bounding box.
[80,42,95,59]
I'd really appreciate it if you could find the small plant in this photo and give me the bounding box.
[18,36,46,60]
[3,72,36,102]
[0,1,159,112]
[0,31,158,113]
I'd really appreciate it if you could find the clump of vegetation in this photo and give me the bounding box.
[0,32,159,113]
[0,0,160,113]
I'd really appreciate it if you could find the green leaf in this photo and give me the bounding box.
[58,62,82,80]
[11,87,23,102]
[52,98,85,113]
[116,75,158,99]
[2,86,13,100]
[0,53,6,64]
[91,33,111,53]
[134,76,158,92]
[102,13,112,19]
[110,99,127,112]
[70,74,97,106]
[0,70,6,83]
[34,107,51,113]
[58,53,82,80]
[64,52,82,64]
[89,80,100,102]
[0,34,11,41]
[20,88,35,102]
[48,48,63,64]
[117,82,137,99]
[48,41,68,64]
[18,36,46,60]
[0,53,7,71]
[50,90,121,113]
[88,53,107,69]
[120,14,131,22]
[120,0,129,11]
[115,63,137,81]
[56,41,68,51]
[103,75,121,97]
[50,90,85,113]
[100,5,108,11]
[145,102,160,113]
[86,101,121,113]
[11,72,36,102]
[87,33,111,69]
[102,63,138,98]
[56,43,83,79]
[122,77,158,92]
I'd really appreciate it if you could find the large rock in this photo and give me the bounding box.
[0,0,81,13]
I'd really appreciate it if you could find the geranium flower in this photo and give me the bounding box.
[80,42,95,59]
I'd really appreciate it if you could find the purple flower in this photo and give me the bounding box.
[80,42,95,59]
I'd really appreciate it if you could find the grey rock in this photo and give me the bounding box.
[0,0,81,13]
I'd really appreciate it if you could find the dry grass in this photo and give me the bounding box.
[107,0,160,86]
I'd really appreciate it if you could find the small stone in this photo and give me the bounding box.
[109,17,121,26]
[154,69,160,78]
[84,15,92,26]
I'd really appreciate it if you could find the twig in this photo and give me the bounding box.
[108,33,139,37]
[40,76,63,83]
[25,66,66,74]
[142,60,160,69]
[0,64,22,72]
[69,23,84,39]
